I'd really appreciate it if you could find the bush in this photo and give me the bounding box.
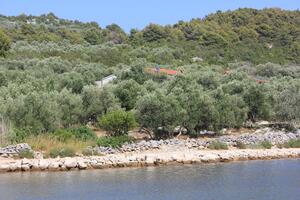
[208,141,228,150]
[51,126,96,142]
[236,141,247,149]
[51,129,73,142]
[49,147,75,158]
[82,148,102,156]
[282,139,300,148]
[18,150,34,159]
[98,110,136,136]
[260,140,272,149]
[96,135,134,148]
[71,126,97,141]
[9,128,31,143]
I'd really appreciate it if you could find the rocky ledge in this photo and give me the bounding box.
[0,148,300,173]
[91,128,300,155]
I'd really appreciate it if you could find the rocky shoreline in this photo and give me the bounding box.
[1,148,300,173]
[91,128,300,155]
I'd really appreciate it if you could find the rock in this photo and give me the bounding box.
[64,159,77,169]
[39,160,49,170]
[78,161,87,169]
[34,152,43,159]
[0,143,32,156]
[21,164,30,171]
[0,164,10,172]
[200,154,219,163]
[48,162,60,170]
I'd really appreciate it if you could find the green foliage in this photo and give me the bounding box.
[18,150,34,159]
[96,135,134,148]
[208,141,229,150]
[281,139,300,148]
[51,126,96,142]
[70,126,97,141]
[82,148,100,156]
[49,147,75,158]
[0,29,11,57]
[82,86,119,122]
[243,85,272,121]
[51,129,73,142]
[9,129,31,143]
[236,141,247,149]
[99,110,136,136]
[0,9,299,141]
[136,91,182,138]
[114,80,143,110]
[260,140,272,149]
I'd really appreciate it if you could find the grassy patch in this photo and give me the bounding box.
[208,141,228,150]
[281,139,300,148]
[97,135,134,148]
[260,140,272,149]
[18,149,34,159]
[49,147,75,158]
[25,135,96,156]
[236,141,247,149]
[51,126,97,142]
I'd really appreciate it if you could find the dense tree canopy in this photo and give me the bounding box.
[0,8,299,139]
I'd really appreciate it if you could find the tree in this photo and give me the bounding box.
[0,30,11,57]
[81,86,119,122]
[56,89,83,127]
[274,83,300,122]
[83,28,103,45]
[99,110,136,136]
[174,88,218,133]
[142,24,167,42]
[243,84,272,121]
[136,91,182,138]
[114,80,143,111]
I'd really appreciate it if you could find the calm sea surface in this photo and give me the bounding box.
[0,159,299,200]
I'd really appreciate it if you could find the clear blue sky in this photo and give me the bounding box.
[1,0,299,31]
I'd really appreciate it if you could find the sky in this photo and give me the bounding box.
[0,0,299,32]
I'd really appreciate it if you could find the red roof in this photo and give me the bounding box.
[145,67,179,76]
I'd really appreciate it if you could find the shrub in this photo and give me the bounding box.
[260,140,272,149]
[236,141,247,149]
[82,148,102,156]
[97,135,134,148]
[98,110,136,136]
[51,126,96,142]
[18,150,34,159]
[71,126,97,141]
[208,141,228,150]
[9,128,31,143]
[51,129,73,142]
[282,139,300,148]
[49,147,75,158]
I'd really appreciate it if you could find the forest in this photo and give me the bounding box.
[0,8,299,150]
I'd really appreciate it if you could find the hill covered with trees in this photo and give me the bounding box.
[0,8,299,145]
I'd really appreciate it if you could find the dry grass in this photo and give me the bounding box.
[25,135,97,157]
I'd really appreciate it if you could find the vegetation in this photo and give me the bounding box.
[235,141,247,149]
[260,140,272,149]
[18,149,34,159]
[49,147,75,158]
[208,141,228,150]
[98,110,136,136]
[96,135,134,148]
[0,8,299,147]
[281,139,300,148]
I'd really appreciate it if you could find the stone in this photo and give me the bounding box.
[39,160,49,170]
[78,161,87,169]
[64,159,77,169]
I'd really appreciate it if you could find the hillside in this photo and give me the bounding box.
[0,8,299,151]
